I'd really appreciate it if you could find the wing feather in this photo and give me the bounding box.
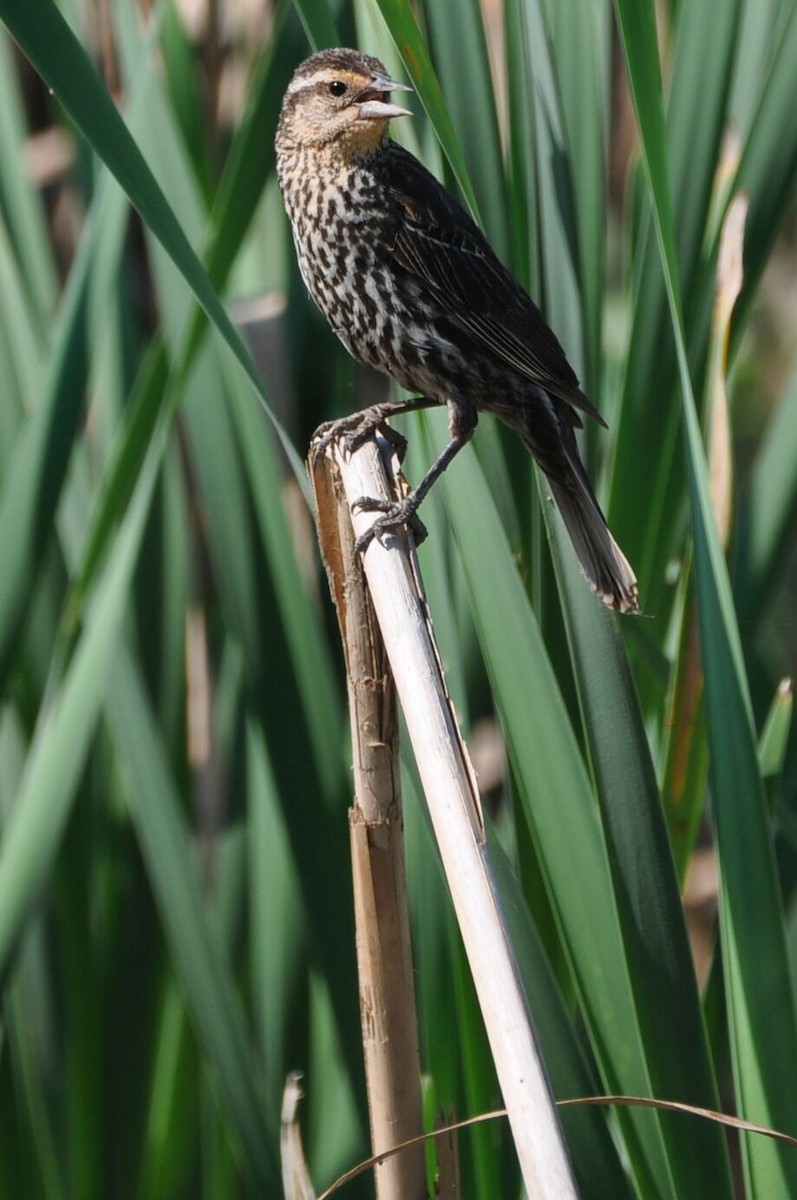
[376,144,604,427]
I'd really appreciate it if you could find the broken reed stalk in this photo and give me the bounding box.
[311,441,429,1200]
[281,1074,316,1200]
[312,429,580,1200]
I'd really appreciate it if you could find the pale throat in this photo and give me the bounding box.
[335,118,390,158]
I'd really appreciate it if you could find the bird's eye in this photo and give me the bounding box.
[328,80,347,97]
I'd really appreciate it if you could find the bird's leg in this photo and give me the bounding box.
[354,400,478,552]
[312,396,442,466]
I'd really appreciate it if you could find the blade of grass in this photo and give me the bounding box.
[0,420,159,986]
[544,0,611,403]
[608,0,743,608]
[429,419,678,1197]
[372,0,481,220]
[516,0,584,377]
[203,1,302,289]
[490,833,637,1200]
[503,0,540,292]
[225,359,343,772]
[727,0,784,135]
[735,358,797,620]
[0,0,280,440]
[614,1,797,1192]
[136,981,199,1200]
[729,0,797,339]
[0,189,104,684]
[244,715,306,1098]
[158,0,215,201]
[449,926,504,1197]
[549,509,733,1198]
[759,681,793,787]
[106,648,279,1191]
[0,208,49,404]
[290,0,340,51]
[112,16,343,770]
[421,0,509,257]
[3,986,64,1200]
[66,4,308,628]
[0,31,57,319]
[660,587,709,880]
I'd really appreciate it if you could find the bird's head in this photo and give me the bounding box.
[277,48,412,158]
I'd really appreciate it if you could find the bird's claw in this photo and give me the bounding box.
[353,496,428,552]
[311,410,408,466]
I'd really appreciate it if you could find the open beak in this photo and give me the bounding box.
[355,72,413,120]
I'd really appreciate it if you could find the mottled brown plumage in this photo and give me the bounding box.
[276,48,639,612]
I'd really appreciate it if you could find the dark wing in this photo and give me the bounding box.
[375,142,603,426]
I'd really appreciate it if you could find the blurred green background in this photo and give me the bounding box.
[0,0,796,1196]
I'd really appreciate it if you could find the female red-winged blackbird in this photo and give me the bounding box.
[276,48,639,613]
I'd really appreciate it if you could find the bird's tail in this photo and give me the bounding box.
[547,468,639,613]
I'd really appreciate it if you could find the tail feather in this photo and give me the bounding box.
[503,393,639,612]
[548,475,639,614]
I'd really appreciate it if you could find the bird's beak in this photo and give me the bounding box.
[355,72,413,120]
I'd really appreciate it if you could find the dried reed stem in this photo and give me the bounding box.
[311,438,429,1200]
[316,429,580,1200]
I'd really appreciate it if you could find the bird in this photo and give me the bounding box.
[275,47,639,613]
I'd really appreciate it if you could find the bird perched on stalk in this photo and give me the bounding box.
[276,48,639,613]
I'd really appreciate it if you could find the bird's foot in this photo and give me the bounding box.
[352,495,428,552]
[312,407,408,466]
